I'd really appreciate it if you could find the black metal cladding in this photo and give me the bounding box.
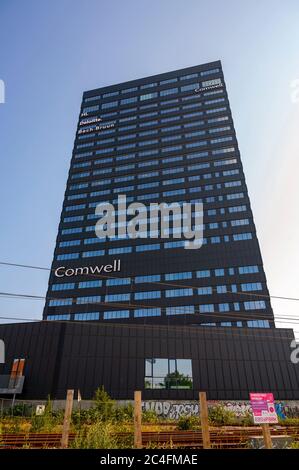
[0,322,298,400]
[43,61,275,328]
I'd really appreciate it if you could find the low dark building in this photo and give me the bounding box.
[0,321,298,400]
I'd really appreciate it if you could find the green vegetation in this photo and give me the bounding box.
[208,404,237,426]
[1,391,299,449]
[177,415,199,430]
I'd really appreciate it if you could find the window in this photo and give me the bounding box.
[101,101,118,109]
[47,314,71,320]
[217,285,227,294]
[77,296,101,304]
[49,298,72,307]
[82,250,105,258]
[140,92,158,101]
[197,270,210,278]
[134,308,161,318]
[165,272,192,281]
[201,68,220,76]
[247,320,270,328]
[145,358,193,389]
[78,280,102,289]
[135,291,161,300]
[120,97,137,105]
[135,274,161,283]
[160,88,178,97]
[239,265,259,274]
[241,282,262,291]
[244,301,266,310]
[198,287,212,295]
[219,303,230,312]
[59,240,81,248]
[136,244,160,252]
[233,233,252,241]
[165,288,193,298]
[74,312,99,321]
[104,310,130,319]
[106,278,131,286]
[56,253,79,260]
[199,304,214,313]
[181,83,198,92]
[105,293,130,302]
[166,306,195,315]
[52,283,75,291]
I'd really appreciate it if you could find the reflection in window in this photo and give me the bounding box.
[144,358,193,390]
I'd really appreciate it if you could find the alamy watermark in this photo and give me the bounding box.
[0,79,5,104]
[290,340,299,364]
[95,195,203,249]
[0,339,5,363]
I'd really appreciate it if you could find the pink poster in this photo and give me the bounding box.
[249,393,278,424]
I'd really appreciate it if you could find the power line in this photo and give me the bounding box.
[0,290,298,325]
[1,260,299,303]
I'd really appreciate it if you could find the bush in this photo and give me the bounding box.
[112,403,134,423]
[279,417,299,426]
[240,410,254,426]
[93,386,115,421]
[177,415,199,430]
[142,409,159,424]
[208,404,237,426]
[72,421,119,449]
[3,403,33,417]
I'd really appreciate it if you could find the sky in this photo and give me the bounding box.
[0,0,298,336]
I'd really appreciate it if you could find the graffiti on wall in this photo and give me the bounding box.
[142,400,299,419]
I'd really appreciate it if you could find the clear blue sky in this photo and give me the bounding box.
[0,0,298,335]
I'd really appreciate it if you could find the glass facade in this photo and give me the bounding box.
[43,61,274,329]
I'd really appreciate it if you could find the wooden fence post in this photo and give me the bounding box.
[261,423,272,449]
[61,389,74,449]
[199,392,211,449]
[134,390,142,449]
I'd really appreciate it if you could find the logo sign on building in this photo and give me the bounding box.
[249,393,278,424]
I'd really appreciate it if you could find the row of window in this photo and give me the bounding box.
[63,204,247,226]
[72,152,235,179]
[47,297,267,311]
[70,167,238,191]
[59,209,248,246]
[69,158,238,193]
[79,102,226,133]
[79,104,227,137]
[77,118,229,145]
[55,232,253,260]
[61,193,246,236]
[80,94,225,131]
[52,280,262,296]
[46,312,271,329]
[66,174,240,210]
[63,184,243,224]
[75,115,230,160]
[77,128,231,152]
[82,90,224,116]
[75,131,232,152]
[83,74,221,104]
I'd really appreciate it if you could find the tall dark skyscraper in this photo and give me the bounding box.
[43,61,274,328]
